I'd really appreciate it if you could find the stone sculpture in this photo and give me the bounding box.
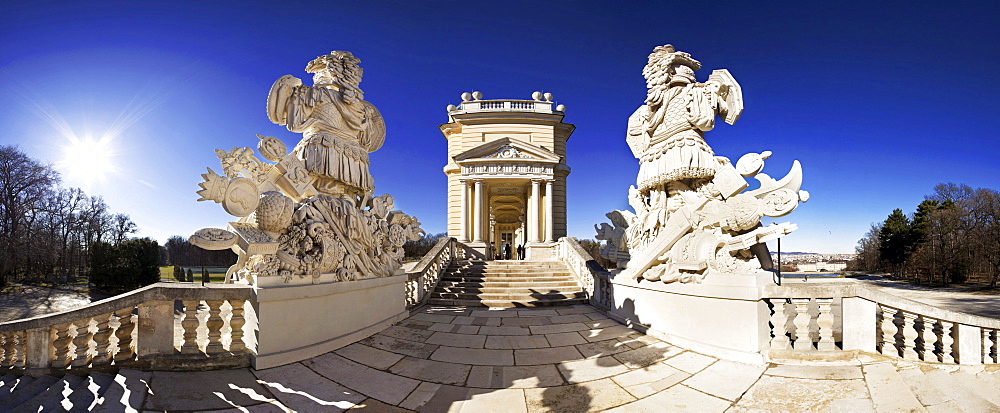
[596,44,808,283]
[190,51,422,286]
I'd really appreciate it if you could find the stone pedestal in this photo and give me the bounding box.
[607,271,772,364]
[251,274,407,369]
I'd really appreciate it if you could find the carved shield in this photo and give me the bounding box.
[707,69,743,125]
[626,105,650,158]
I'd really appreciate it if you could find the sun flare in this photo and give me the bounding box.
[57,135,116,186]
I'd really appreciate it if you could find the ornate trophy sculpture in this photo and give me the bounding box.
[189,51,422,286]
[596,45,808,283]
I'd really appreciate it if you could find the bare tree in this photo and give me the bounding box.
[0,145,59,286]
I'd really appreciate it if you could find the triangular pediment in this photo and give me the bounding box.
[454,138,560,164]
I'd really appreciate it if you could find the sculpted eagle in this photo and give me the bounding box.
[267,51,386,199]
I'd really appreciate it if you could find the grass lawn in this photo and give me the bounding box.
[159,266,230,283]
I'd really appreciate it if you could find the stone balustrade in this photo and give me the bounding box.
[0,283,253,373]
[555,237,613,310]
[405,237,459,309]
[763,283,1000,364]
[453,99,557,114]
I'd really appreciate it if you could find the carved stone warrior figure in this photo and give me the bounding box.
[267,51,386,199]
[627,45,741,194]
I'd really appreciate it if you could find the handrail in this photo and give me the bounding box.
[555,237,613,310]
[453,99,558,114]
[762,282,1000,364]
[0,282,253,372]
[405,237,458,309]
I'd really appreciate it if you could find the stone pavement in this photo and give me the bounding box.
[134,304,1000,412]
[0,284,108,322]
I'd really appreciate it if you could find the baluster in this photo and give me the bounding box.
[878,305,901,356]
[0,332,6,367]
[816,298,836,350]
[51,323,73,368]
[181,300,201,354]
[229,300,246,352]
[91,312,114,365]
[72,319,94,367]
[984,329,998,364]
[900,312,919,360]
[0,332,13,368]
[204,300,225,353]
[791,298,812,351]
[939,321,956,363]
[769,299,791,350]
[920,316,940,362]
[8,332,23,368]
[114,307,136,362]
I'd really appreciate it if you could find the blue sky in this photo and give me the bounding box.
[2,1,998,254]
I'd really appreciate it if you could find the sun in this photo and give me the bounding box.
[57,134,117,186]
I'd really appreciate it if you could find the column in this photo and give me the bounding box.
[544,180,554,242]
[458,179,469,241]
[529,179,541,242]
[473,180,484,242]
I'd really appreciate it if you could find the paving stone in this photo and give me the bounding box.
[606,384,729,412]
[665,351,717,374]
[402,320,434,329]
[517,309,559,317]
[426,331,487,348]
[682,359,764,401]
[398,381,441,411]
[924,369,1000,412]
[430,346,515,365]
[471,317,502,326]
[304,353,419,405]
[548,314,592,324]
[359,335,439,359]
[586,313,609,320]
[465,366,495,388]
[470,309,517,317]
[335,343,405,370]
[524,378,636,412]
[575,338,633,358]
[528,323,590,335]
[612,360,689,389]
[485,335,551,349]
[145,369,276,411]
[733,374,870,412]
[863,363,925,412]
[584,318,623,329]
[388,356,471,385]
[515,346,585,365]
[827,398,876,412]
[254,363,367,412]
[381,326,436,342]
[409,313,457,324]
[451,316,475,325]
[579,325,636,343]
[612,342,685,368]
[422,307,470,316]
[479,326,530,336]
[428,323,455,332]
[617,334,662,347]
[545,332,587,347]
[555,307,598,316]
[558,355,631,383]
[350,397,413,412]
[897,366,951,407]
[455,325,480,334]
[415,384,526,412]
[764,364,863,380]
[500,317,550,327]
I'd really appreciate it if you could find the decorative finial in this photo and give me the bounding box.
[531,91,542,101]
[446,104,457,112]
[472,91,483,100]
[461,92,472,101]
[543,92,553,102]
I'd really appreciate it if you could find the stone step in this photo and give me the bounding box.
[949,370,1000,407]
[69,372,116,411]
[861,363,924,412]
[897,366,952,408]
[430,291,586,301]
[444,269,573,275]
[436,280,580,289]
[924,369,1000,412]
[93,369,153,412]
[12,373,87,412]
[435,285,582,294]
[0,373,27,398]
[439,276,576,283]
[0,374,58,411]
[426,297,589,308]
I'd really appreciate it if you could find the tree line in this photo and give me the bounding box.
[851,183,1000,287]
[0,145,140,289]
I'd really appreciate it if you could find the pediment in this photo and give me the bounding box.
[454,138,560,164]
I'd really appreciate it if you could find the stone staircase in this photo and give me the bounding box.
[427,260,587,307]
[876,363,1000,411]
[0,369,151,412]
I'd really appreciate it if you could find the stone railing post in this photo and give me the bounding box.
[137,300,175,356]
[955,324,982,365]
[841,297,876,353]
[24,327,51,368]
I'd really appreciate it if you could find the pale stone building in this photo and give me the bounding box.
[440,92,574,259]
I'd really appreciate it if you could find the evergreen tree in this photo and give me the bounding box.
[186,268,193,283]
[878,209,912,274]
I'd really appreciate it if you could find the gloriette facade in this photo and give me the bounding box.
[440,91,574,259]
